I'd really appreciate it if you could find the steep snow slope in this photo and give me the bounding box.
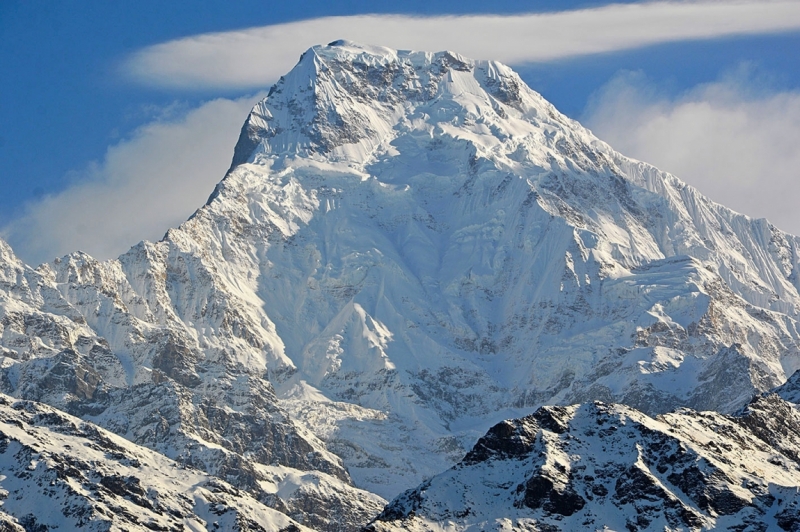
[3,40,800,501]
[368,396,800,531]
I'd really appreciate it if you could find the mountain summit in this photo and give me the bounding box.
[230,40,549,163]
[2,42,800,528]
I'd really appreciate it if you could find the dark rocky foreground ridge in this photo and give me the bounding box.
[368,390,800,532]
[3,40,800,529]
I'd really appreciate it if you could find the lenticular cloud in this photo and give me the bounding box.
[124,1,800,90]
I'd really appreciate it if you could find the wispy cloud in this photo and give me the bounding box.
[583,67,800,235]
[2,94,265,265]
[124,1,800,90]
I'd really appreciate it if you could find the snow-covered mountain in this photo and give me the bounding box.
[0,238,385,531]
[3,40,800,528]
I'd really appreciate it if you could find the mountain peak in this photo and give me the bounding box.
[320,39,401,60]
[229,41,555,169]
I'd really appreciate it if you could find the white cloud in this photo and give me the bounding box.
[123,1,800,90]
[3,94,265,265]
[583,69,800,235]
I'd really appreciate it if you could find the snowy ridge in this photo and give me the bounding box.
[368,395,800,531]
[0,393,311,531]
[1,40,800,520]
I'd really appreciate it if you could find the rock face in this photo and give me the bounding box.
[2,39,800,525]
[368,395,800,531]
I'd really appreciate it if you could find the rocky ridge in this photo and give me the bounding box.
[0,392,311,531]
[368,394,800,531]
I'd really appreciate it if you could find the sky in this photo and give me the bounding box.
[2,0,800,265]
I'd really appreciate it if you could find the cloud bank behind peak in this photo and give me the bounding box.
[124,1,800,91]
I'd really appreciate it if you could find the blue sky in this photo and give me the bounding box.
[2,1,800,264]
